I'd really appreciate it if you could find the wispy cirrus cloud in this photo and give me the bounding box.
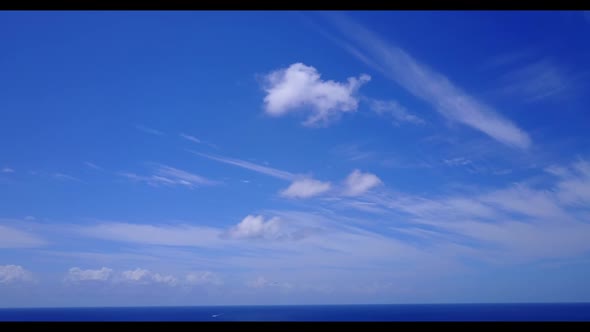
[348,159,590,261]
[135,124,164,136]
[1,167,14,173]
[190,151,297,181]
[262,62,370,126]
[320,13,531,149]
[120,164,218,188]
[179,133,201,144]
[77,222,223,248]
[332,143,376,162]
[369,99,425,125]
[0,225,46,248]
[84,162,102,170]
[53,173,82,182]
[497,59,570,102]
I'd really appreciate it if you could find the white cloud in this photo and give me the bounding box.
[120,164,217,188]
[497,59,569,102]
[66,267,113,282]
[0,265,33,283]
[77,222,223,248]
[370,99,425,125]
[355,159,590,261]
[247,276,293,290]
[0,225,46,248]
[280,178,332,199]
[342,169,382,196]
[84,162,101,170]
[263,62,370,126]
[332,144,375,162]
[135,124,163,136]
[225,215,282,240]
[121,268,151,282]
[185,271,223,286]
[553,160,590,206]
[151,273,178,286]
[190,151,296,181]
[1,167,14,173]
[323,14,531,149]
[180,133,201,144]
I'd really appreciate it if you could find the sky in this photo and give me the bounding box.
[1,11,590,307]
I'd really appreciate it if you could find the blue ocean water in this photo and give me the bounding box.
[0,303,589,321]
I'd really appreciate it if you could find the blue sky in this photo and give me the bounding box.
[1,11,590,307]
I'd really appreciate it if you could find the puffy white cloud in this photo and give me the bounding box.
[226,215,281,240]
[342,169,382,196]
[263,63,370,126]
[0,265,33,283]
[280,178,332,199]
[66,267,113,282]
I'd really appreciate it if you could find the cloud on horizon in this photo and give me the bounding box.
[0,265,33,284]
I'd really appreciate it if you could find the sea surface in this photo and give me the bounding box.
[1,303,589,321]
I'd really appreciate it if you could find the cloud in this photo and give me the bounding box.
[355,159,590,261]
[135,124,164,136]
[152,273,178,286]
[552,160,590,206]
[121,268,151,282]
[332,143,376,162]
[443,157,473,167]
[84,162,101,170]
[1,167,14,173]
[0,265,33,284]
[0,225,46,248]
[225,215,282,240]
[185,271,222,286]
[120,268,178,286]
[263,62,370,126]
[120,164,218,188]
[280,178,332,199]
[342,170,382,196]
[180,133,201,144]
[369,99,425,125]
[247,276,293,290]
[497,59,569,102]
[322,14,531,149]
[190,151,296,181]
[66,267,113,282]
[77,222,223,247]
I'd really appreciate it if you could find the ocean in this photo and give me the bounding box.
[0,303,589,321]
